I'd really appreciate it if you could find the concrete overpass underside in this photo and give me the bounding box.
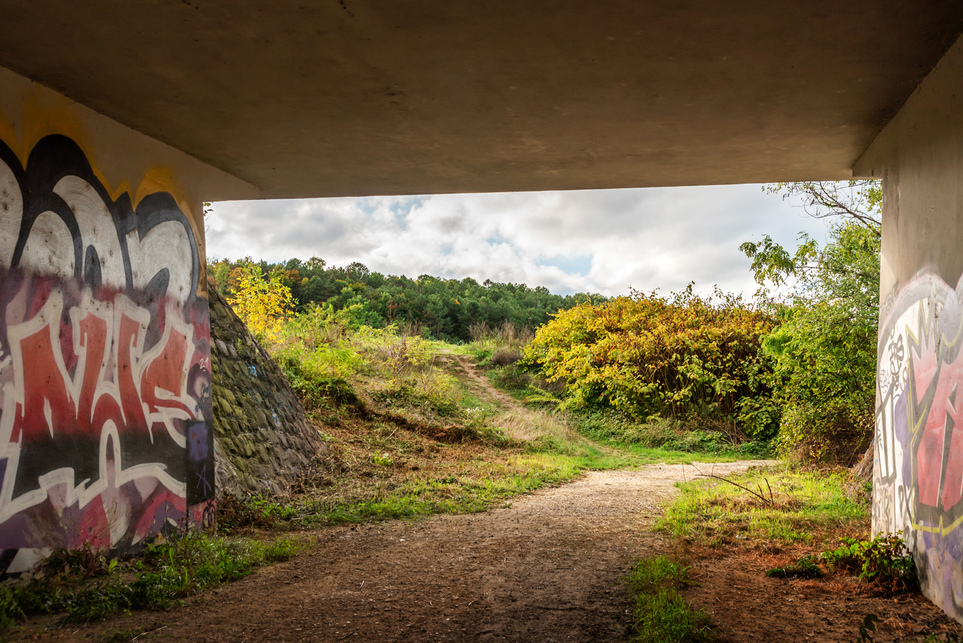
[2,0,963,624]
[1,1,963,197]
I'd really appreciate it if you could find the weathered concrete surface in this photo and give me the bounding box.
[209,288,328,498]
[856,35,963,622]
[0,2,961,197]
[0,63,246,572]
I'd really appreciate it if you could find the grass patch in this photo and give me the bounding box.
[657,465,869,547]
[236,445,616,529]
[0,532,299,630]
[624,555,711,643]
[573,411,773,459]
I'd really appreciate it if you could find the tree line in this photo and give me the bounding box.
[207,257,606,342]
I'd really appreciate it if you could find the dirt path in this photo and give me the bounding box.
[437,352,524,412]
[27,461,763,642]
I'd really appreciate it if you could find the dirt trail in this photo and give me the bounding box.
[437,352,523,412]
[32,462,760,642]
[18,461,963,642]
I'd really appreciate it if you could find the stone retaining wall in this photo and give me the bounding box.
[209,288,328,497]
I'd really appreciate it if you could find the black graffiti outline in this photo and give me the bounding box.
[1,134,199,304]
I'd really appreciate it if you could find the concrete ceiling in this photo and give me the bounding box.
[1,1,962,199]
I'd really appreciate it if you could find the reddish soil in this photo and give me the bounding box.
[686,546,963,642]
[14,462,963,642]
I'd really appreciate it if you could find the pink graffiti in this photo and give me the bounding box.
[914,347,963,511]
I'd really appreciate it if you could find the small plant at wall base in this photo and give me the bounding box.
[820,532,917,593]
[765,554,824,579]
[0,532,299,630]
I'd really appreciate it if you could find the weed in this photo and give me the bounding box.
[820,532,917,592]
[0,584,27,631]
[766,554,824,579]
[624,555,711,642]
[371,452,394,467]
[97,623,165,642]
[41,542,116,579]
[699,473,775,506]
[217,494,299,530]
[249,494,299,521]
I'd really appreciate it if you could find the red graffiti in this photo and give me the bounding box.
[8,291,197,447]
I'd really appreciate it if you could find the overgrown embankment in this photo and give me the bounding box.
[223,305,751,530]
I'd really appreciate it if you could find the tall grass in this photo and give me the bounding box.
[273,306,466,426]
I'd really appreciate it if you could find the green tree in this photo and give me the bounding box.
[765,180,881,235]
[743,181,881,464]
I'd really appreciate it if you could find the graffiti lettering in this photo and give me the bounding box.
[876,273,963,619]
[1,289,199,518]
[0,134,213,572]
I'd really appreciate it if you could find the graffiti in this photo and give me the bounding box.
[876,273,963,619]
[0,134,213,572]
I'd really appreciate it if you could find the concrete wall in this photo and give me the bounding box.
[0,67,254,573]
[856,34,963,621]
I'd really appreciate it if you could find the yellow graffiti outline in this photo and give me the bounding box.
[0,102,204,295]
[0,98,195,221]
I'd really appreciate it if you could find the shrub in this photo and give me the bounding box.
[524,286,779,438]
[820,533,917,592]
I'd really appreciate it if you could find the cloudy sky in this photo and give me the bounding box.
[206,184,832,298]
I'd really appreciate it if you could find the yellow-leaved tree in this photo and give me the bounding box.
[228,258,295,344]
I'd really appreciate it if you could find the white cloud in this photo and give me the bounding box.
[206,184,830,298]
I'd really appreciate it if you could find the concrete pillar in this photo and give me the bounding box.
[0,66,254,572]
[856,34,963,621]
